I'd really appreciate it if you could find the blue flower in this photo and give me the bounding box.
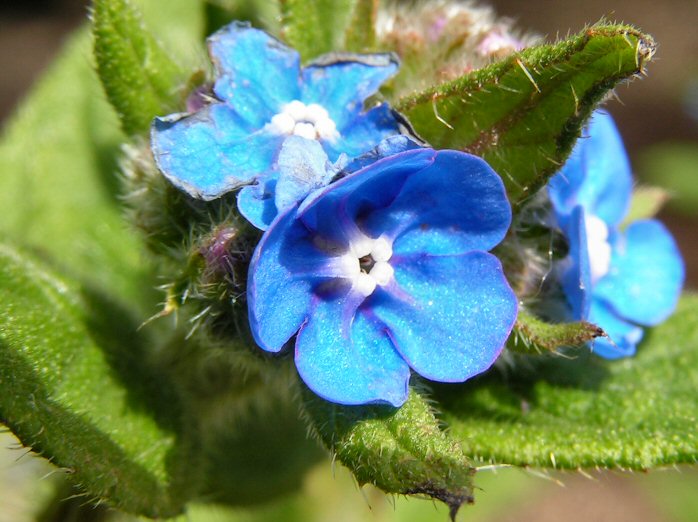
[151,21,401,229]
[548,110,684,358]
[247,137,518,406]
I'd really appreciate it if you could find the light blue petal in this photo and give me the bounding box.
[364,150,512,255]
[341,135,423,174]
[237,179,278,231]
[561,206,592,320]
[295,295,410,406]
[247,207,321,352]
[301,53,399,129]
[369,252,517,382]
[588,298,643,359]
[152,104,282,200]
[594,219,684,326]
[548,110,632,228]
[275,137,335,213]
[208,22,301,127]
[321,104,401,161]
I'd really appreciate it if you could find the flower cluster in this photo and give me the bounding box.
[548,111,684,358]
[151,22,683,406]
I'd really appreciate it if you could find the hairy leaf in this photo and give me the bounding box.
[396,24,655,207]
[438,294,698,469]
[0,244,192,517]
[509,309,605,354]
[344,0,378,52]
[279,0,354,59]
[92,0,185,136]
[302,387,474,519]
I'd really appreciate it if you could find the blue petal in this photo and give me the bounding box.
[321,104,401,161]
[301,53,399,129]
[208,22,301,127]
[295,295,410,406]
[548,110,632,228]
[363,150,512,255]
[237,179,278,231]
[298,148,437,245]
[275,137,335,213]
[341,135,423,174]
[561,206,592,320]
[594,219,684,326]
[369,252,517,382]
[152,105,282,200]
[588,298,643,359]
[247,207,320,352]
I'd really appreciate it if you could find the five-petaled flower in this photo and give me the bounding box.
[548,110,684,358]
[151,21,401,230]
[247,137,518,406]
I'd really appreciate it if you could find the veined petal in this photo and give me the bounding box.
[295,295,410,406]
[209,22,301,125]
[594,219,684,326]
[321,103,401,162]
[301,53,399,129]
[588,298,643,359]
[299,148,437,245]
[548,110,632,228]
[364,150,512,255]
[248,207,321,352]
[561,206,592,320]
[369,252,517,382]
[152,105,282,200]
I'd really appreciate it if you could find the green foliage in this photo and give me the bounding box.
[92,0,186,136]
[638,143,698,216]
[438,294,698,469]
[395,24,655,208]
[622,186,669,226]
[509,310,604,354]
[279,0,354,59]
[344,0,378,52]
[0,244,192,517]
[302,387,474,518]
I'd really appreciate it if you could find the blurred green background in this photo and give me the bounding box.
[1,1,697,521]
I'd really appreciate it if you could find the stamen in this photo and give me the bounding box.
[585,215,612,284]
[267,100,340,141]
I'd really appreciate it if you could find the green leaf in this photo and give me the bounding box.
[638,143,698,217]
[343,0,378,52]
[92,0,185,136]
[279,0,354,60]
[509,309,605,354]
[302,387,474,518]
[438,294,698,469]
[395,24,655,207]
[0,244,192,517]
[622,186,669,226]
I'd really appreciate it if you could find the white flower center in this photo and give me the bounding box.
[585,214,612,284]
[342,235,395,297]
[268,100,339,141]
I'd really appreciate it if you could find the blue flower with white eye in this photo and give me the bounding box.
[150,21,401,229]
[548,110,684,359]
[248,137,518,406]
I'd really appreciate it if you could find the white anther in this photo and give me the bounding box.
[305,103,329,123]
[293,122,317,140]
[354,273,377,297]
[585,214,612,284]
[270,112,295,135]
[285,100,307,121]
[349,236,374,258]
[338,254,361,277]
[314,117,339,141]
[370,236,393,262]
[369,262,394,286]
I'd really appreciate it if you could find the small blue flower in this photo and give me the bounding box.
[247,138,518,406]
[151,21,401,230]
[548,110,684,358]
